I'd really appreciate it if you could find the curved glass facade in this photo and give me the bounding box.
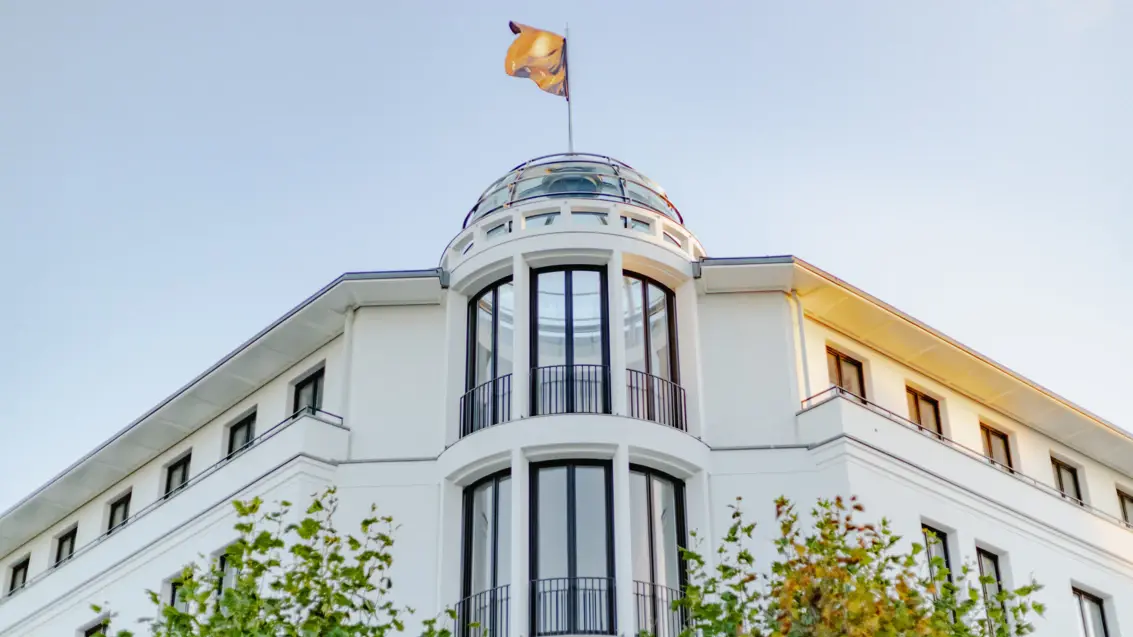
[465,153,682,227]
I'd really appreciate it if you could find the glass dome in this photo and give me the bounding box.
[464,153,683,228]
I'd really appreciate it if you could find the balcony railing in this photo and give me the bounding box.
[531,365,611,416]
[454,584,510,637]
[531,577,616,636]
[633,581,685,637]
[460,374,513,437]
[626,370,687,431]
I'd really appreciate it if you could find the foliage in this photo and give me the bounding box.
[673,496,1044,637]
[91,487,455,637]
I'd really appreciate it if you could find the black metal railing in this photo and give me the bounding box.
[531,365,611,416]
[531,577,616,636]
[460,375,513,437]
[633,581,685,637]
[454,585,510,637]
[626,370,687,430]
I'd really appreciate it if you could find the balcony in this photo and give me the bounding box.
[530,577,616,636]
[460,375,513,436]
[530,365,611,416]
[626,370,687,431]
[454,584,510,637]
[633,581,685,637]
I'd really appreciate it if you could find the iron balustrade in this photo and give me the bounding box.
[460,374,513,437]
[633,581,685,637]
[626,370,687,431]
[800,386,1133,530]
[530,577,616,636]
[530,365,611,416]
[454,585,510,637]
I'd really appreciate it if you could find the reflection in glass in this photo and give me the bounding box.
[463,474,511,637]
[532,268,610,415]
[536,467,569,580]
[624,277,646,374]
[536,271,567,368]
[629,468,685,637]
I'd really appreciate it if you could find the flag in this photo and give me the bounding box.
[504,21,568,98]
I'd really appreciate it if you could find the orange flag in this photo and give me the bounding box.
[504,21,568,98]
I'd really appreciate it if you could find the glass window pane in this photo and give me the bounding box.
[496,284,514,378]
[990,434,1010,466]
[826,350,840,388]
[469,483,494,595]
[647,284,671,381]
[651,476,680,589]
[497,477,512,587]
[906,390,919,423]
[1084,595,1107,637]
[474,293,494,386]
[624,277,646,374]
[536,272,567,368]
[629,472,650,583]
[574,466,609,578]
[572,271,604,367]
[537,467,569,579]
[840,359,863,398]
[919,396,941,434]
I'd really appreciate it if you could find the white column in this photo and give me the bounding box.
[512,254,531,420]
[340,305,356,458]
[606,251,627,416]
[674,282,705,438]
[612,444,636,637]
[509,448,530,637]
[445,290,469,444]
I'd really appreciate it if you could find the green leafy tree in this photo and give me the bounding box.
[673,496,1044,637]
[91,487,454,637]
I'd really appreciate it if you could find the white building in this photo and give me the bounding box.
[0,153,1127,637]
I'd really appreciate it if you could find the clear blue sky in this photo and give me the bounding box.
[1,1,1129,510]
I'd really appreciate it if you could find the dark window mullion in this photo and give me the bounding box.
[639,280,655,421]
[564,271,575,413]
[644,474,658,632]
[566,464,578,632]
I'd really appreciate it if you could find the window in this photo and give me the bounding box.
[623,273,682,428]
[630,467,686,636]
[108,492,131,534]
[218,553,239,593]
[165,454,192,499]
[227,412,256,458]
[1074,589,1109,637]
[980,425,1012,470]
[530,461,614,636]
[293,368,324,414]
[460,472,511,637]
[826,348,865,399]
[1118,490,1133,526]
[7,558,29,596]
[921,525,951,594]
[621,216,651,233]
[906,387,942,436]
[55,527,77,566]
[531,267,611,416]
[83,621,110,637]
[170,581,189,612]
[1051,457,1083,503]
[976,548,1003,609]
[464,278,515,434]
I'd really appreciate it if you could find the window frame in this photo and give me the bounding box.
[623,272,680,382]
[1074,588,1110,637]
[292,367,325,414]
[629,464,688,591]
[976,548,1004,611]
[979,424,1013,471]
[7,557,29,596]
[107,491,131,534]
[465,276,515,393]
[164,453,192,499]
[920,524,952,591]
[83,620,110,637]
[460,470,512,601]
[54,526,77,567]
[1051,456,1083,503]
[825,347,866,399]
[226,411,257,459]
[906,386,943,436]
[1118,490,1133,527]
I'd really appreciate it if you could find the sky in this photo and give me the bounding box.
[0,1,1130,511]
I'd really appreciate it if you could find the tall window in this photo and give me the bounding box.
[55,527,77,567]
[7,558,28,596]
[530,461,614,636]
[165,454,192,498]
[623,274,682,428]
[921,525,951,594]
[218,552,239,593]
[460,472,511,637]
[826,348,865,399]
[464,278,515,434]
[1074,589,1109,637]
[294,368,324,414]
[906,387,942,436]
[630,467,686,636]
[980,425,1012,470]
[531,267,610,415]
[1051,457,1083,503]
[108,492,131,534]
[976,548,1003,610]
[170,581,188,612]
[1118,490,1133,526]
[227,412,256,458]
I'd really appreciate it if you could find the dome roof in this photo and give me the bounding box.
[464,153,682,228]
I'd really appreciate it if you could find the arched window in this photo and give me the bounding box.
[460,472,511,637]
[463,278,514,435]
[622,273,684,429]
[629,466,686,637]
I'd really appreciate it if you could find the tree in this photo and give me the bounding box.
[672,496,1044,637]
[91,487,454,637]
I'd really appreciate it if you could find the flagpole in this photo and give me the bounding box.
[565,23,574,153]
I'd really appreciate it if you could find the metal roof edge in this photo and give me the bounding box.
[0,268,444,524]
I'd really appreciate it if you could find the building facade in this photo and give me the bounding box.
[1,153,1129,637]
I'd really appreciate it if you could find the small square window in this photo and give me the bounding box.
[826,348,866,399]
[218,552,239,593]
[227,412,256,459]
[165,454,192,499]
[906,387,942,436]
[169,580,189,612]
[1051,457,1083,503]
[7,558,29,595]
[108,492,131,534]
[83,620,110,637]
[293,369,324,414]
[980,425,1013,470]
[55,527,77,567]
